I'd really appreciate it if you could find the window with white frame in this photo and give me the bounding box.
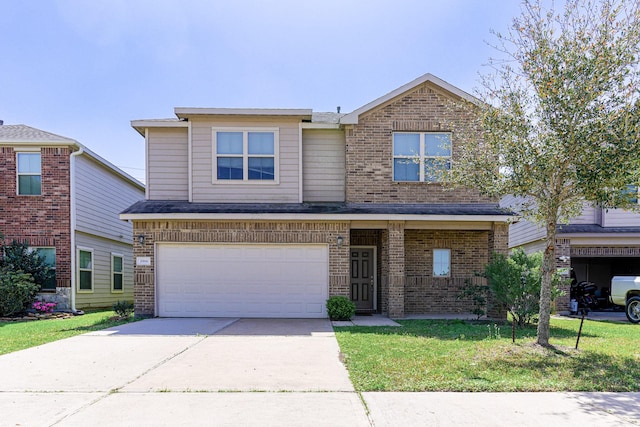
[111,253,124,292]
[393,132,451,182]
[17,152,42,195]
[213,128,278,182]
[33,247,56,291]
[433,249,451,277]
[77,248,93,292]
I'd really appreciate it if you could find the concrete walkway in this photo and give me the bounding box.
[1,317,638,426]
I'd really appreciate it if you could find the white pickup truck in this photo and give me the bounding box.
[610,276,640,323]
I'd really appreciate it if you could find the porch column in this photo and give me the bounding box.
[554,238,571,311]
[487,223,508,319]
[387,220,405,318]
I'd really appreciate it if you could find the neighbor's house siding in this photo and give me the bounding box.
[75,154,142,240]
[132,220,350,317]
[74,154,143,309]
[602,208,640,227]
[75,231,134,308]
[0,146,72,289]
[147,128,189,201]
[302,129,346,202]
[190,117,301,203]
[344,81,494,205]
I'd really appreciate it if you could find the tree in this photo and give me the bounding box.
[0,239,51,290]
[444,0,640,346]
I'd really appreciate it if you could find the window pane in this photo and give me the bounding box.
[424,159,451,182]
[425,133,451,157]
[393,158,419,181]
[79,271,92,290]
[393,134,420,156]
[42,270,56,290]
[79,251,92,269]
[113,256,123,273]
[17,153,41,173]
[623,185,638,204]
[18,175,41,195]
[216,132,243,154]
[248,157,275,180]
[248,132,274,154]
[113,273,123,291]
[433,249,450,277]
[35,248,56,267]
[217,157,244,180]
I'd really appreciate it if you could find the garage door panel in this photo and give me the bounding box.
[157,244,328,318]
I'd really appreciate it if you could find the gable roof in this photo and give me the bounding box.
[0,124,78,144]
[340,73,479,125]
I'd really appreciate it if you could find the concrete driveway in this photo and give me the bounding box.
[0,318,369,427]
[2,317,639,427]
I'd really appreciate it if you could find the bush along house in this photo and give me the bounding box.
[121,73,512,319]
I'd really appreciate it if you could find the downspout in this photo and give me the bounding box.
[69,146,84,313]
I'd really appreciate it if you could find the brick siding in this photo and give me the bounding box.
[0,146,71,290]
[132,220,350,316]
[345,82,495,204]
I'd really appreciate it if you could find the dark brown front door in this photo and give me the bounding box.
[350,248,374,311]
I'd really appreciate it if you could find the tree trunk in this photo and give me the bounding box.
[536,221,557,347]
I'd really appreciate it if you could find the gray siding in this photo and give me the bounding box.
[302,129,346,202]
[75,155,144,241]
[75,232,134,309]
[191,117,301,203]
[147,128,189,200]
[602,208,640,227]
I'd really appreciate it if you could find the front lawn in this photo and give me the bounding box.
[334,318,640,392]
[0,310,139,355]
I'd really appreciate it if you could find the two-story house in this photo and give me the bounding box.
[121,73,512,319]
[0,124,145,311]
[505,196,640,304]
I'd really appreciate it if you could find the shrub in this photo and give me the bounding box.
[0,271,39,317]
[457,279,489,320]
[113,300,134,318]
[0,239,51,290]
[485,249,565,327]
[326,296,355,321]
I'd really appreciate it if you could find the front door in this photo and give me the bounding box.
[350,248,375,311]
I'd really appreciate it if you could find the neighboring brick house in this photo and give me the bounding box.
[0,124,145,311]
[503,195,640,308]
[121,73,512,319]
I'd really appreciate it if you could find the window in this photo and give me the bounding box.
[77,248,93,292]
[433,249,451,277]
[393,133,451,182]
[111,253,124,292]
[33,247,56,291]
[624,185,639,204]
[213,128,278,182]
[17,152,42,195]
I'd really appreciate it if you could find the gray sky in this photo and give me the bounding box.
[1,0,528,183]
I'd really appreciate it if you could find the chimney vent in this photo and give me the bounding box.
[336,106,341,114]
[0,120,3,125]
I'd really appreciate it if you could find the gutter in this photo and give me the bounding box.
[69,146,84,313]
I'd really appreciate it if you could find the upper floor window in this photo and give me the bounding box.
[393,133,451,182]
[17,152,42,195]
[213,128,279,183]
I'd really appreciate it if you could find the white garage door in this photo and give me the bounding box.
[156,244,329,318]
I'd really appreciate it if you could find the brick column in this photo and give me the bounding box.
[554,238,571,312]
[387,221,405,318]
[487,223,508,319]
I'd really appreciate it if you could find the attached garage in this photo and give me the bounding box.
[156,244,329,318]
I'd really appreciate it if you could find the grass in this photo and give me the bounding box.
[0,310,139,355]
[334,317,640,392]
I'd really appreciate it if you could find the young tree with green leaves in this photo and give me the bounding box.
[445,0,640,346]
